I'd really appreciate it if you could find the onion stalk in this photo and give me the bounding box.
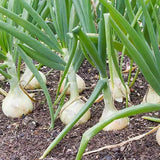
[2,53,33,118]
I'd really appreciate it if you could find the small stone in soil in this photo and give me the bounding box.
[101,155,112,160]
[28,121,39,130]
[112,147,120,152]
[0,130,3,135]
[22,117,33,125]
[120,146,125,151]
[20,156,29,160]
[11,157,20,160]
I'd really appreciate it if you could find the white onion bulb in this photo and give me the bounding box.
[99,109,129,131]
[60,99,90,125]
[60,74,85,95]
[156,127,160,145]
[109,78,130,102]
[0,74,5,81]
[2,86,33,118]
[21,68,46,90]
[142,86,160,104]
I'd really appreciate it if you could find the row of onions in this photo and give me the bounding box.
[0,1,33,118]
[0,0,160,159]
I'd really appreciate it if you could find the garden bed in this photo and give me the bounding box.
[0,60,160,160]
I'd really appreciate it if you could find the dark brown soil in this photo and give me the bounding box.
[0,60,160,160]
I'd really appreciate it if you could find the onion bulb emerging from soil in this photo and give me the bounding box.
[109,78,130,102]
[60,99,91,125]
[60,74,85,95]
[142,86,160,104]
[59,49,89,125]
[21,67,46,90]
[99,108,129,131]
[99,81,129,131]
[156,127,160,145]
[3,53,33,118]
[2,85,33,118]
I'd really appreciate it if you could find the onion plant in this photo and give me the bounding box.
[0,0,34,118]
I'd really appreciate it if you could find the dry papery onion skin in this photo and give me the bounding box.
[60,74,85,95]
[60,99,91,125]
[156,127,160,145]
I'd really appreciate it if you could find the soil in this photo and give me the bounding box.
[0,60,160,160]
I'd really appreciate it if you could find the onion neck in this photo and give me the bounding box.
[101,77,117,112]
[112,59,119,79]
[68,65,79,100]
[5,53,19,91]
[63,48,79,100]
